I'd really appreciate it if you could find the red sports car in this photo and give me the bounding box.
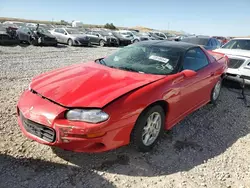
[17,41,228,153]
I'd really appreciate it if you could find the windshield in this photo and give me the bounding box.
[98,44,181,75]
[222,39,250,50]
[133,32,143,37]
[98,31,113,36]
[182,37,209,45]
[37,27,51,34]
[66,29,81,34]
[120,32,133,37]
[13,22,25,27]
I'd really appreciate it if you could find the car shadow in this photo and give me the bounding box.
[0,154,115,188]
[52,83,250,177]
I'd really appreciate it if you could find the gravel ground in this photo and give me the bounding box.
[0,44,250,188]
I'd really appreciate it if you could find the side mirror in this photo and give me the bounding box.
[64,32,67,35]
[182,69,197,77]
[27,32,31,34]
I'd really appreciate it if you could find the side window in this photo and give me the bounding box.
[54,29,60,33]
[23,27,30,33]
[212,39,217,46]
[183,48,209,71]
[159,33,165,38]
[60,29,65,34]
[207,39,213,46]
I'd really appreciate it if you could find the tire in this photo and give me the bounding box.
[131,105,165,152]
[67,39,73,46]
[99,39,105,47]
[210,78,222,105]
[133,39,139,43]
[30,38,38,46]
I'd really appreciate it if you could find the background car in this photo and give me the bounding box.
[111,31,132,46]
[16,25,57,46]
[214,38,250,84]
[0,24,18,45]
[51,28,90,46]
[3,21,25,28]
[91,30,119,46]
[213,36,228,46]
[141,32,158,40]
[17,41,228,153]
[149,31,167,40]
[181,36,221,50]
[85,31,107,47]
[26,23,54,32]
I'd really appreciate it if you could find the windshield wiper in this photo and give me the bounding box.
[118,66,143,73]
[96,59,143,73]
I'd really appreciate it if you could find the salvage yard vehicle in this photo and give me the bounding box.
[182,36,221,50]
[16,26,57,46]
[3,21,25,28]
[213,36,228,45]
[92,30,119,46]
[149,31,167,40]
[214,38,250,84]
[0,24,18,45]
[51,28,90,46]
[85,31,107,47]
[17,41,228,153]
[112,31,132,46]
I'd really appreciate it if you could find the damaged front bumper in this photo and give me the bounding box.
[17,90,127,152]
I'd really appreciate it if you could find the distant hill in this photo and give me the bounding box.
[0,17,183,34]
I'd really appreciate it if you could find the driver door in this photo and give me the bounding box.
[60,29,68,44]
[178,47,213,117]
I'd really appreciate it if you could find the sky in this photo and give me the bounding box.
[0,0,249,36]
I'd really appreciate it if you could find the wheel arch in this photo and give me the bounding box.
[67,38,73,43]
[131,99,169,135]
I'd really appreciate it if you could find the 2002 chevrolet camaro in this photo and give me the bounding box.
[17,41,228,153]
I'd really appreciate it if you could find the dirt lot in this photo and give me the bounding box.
[0,44,250,188]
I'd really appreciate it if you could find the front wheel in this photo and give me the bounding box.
[210,78,222,105]
[133,39,139,43]
[99,39,105,47]
[30,38,38,46]
[67,39,73,46]
[131,105,165,152]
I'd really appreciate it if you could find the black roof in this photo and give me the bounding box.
[137,40,198,51]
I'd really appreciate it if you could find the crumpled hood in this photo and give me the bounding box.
[30,62,165,108]
[214,48,250,58]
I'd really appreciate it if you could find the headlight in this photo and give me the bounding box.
[65,109,109,123]
[28,83,31,91]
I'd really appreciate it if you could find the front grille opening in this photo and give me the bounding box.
[20,113,56,143]
[228,58,245,69]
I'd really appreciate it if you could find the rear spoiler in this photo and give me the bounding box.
[207,50,229,62]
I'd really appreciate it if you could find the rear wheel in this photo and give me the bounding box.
[131,105,165,152]
[210,78,222,105]
[133,39,139,43]
[30,38,38,46]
